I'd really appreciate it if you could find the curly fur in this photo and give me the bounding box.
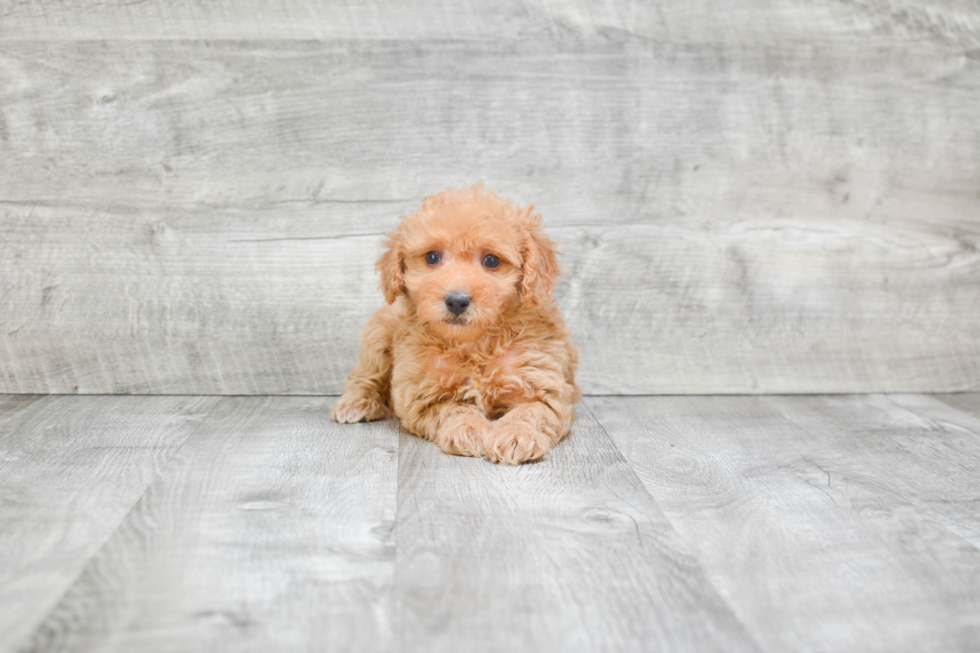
[331,183,580,464]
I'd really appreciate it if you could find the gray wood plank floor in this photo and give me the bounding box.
[2,393,979,652]
[0,395,220,653]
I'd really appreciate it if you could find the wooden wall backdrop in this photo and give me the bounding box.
[1,1,978,395]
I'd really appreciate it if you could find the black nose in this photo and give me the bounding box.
[445,292,471,316]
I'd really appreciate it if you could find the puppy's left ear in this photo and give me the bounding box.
[519,204,561,308]
[376,230,406,304]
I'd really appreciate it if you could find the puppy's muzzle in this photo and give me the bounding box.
[444,292,471,317]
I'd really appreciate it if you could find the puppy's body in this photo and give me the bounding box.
[332,184,579,464]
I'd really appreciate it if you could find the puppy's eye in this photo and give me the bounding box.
[425,251,441,265]
[482,254,500,269]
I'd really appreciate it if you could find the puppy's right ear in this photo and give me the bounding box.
[376,231,406,304]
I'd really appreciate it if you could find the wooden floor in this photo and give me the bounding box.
[2,393,979,653]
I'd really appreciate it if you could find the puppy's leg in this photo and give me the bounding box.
[485,390,575,465]
[404,401,491,459]
[331,305,398,423]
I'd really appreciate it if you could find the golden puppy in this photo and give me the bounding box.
[331,183,579,464]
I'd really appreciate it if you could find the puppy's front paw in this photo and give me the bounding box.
[331,392,389,423]
[485,421,550,465]
[438,412,491,458]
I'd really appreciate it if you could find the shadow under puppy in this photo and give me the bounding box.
[331,183,580,464]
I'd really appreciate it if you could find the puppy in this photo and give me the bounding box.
[331,183,579,464]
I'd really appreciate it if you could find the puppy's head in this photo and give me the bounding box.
[377,183,560,342]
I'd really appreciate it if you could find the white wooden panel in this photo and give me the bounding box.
[2,203,977,394]
[1,0,978,47]
[2,40,977,214]
[1,204,382,394]
[1,23,978,394]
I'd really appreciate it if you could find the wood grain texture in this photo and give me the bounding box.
[1,33,978,394]
[0,394,219,653]
[586,395,980,653]
[933,393,980,417]
[4,393,980,651]
[1,0,978,47]
[770,393,980,549]
[17,396,398,653]
[3,40,978,213]
[394,407,759,653]
[1,203,385,394]
[4,203,976,395]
